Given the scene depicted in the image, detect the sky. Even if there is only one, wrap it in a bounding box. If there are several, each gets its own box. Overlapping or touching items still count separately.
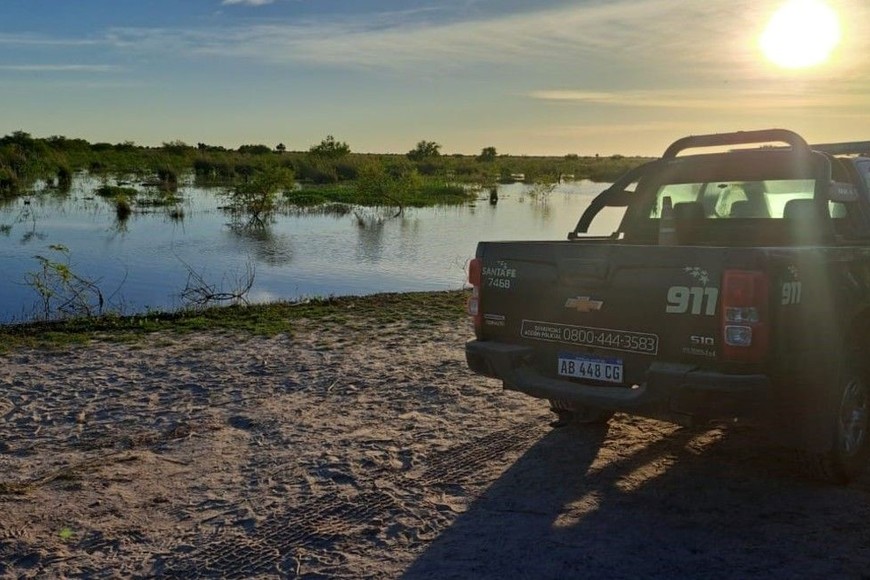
[1,0,868,156]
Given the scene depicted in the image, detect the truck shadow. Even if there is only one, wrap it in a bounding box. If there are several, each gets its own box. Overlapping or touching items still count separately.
[402,417,870,579]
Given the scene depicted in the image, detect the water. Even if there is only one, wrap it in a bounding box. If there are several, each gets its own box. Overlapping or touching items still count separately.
[0,179,620,323]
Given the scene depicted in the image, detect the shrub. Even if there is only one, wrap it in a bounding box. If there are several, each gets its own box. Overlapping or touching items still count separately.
[155,166,178,189]
[309,135,351,158]
[0,166,18,194]
[25,245,105,320]
[476,146,497,162]
[224,167,295,226]
[114,197,132,220]
[238,144,273,155]
[407,140,441,161]
[56,165,73,190]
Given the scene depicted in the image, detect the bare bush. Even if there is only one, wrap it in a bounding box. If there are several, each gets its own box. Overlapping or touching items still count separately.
[25,245,105,320]
[178,258,256,309]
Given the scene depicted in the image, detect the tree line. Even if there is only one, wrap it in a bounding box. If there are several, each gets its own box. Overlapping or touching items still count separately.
[0,130,648,196]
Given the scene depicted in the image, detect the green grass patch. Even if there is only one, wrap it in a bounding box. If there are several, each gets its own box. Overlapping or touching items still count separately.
[288,184,358,205]
[136,191,182,207]
[405,182,474,206]
[283,189,329,206]
[287,181,473,208]
[0,290,470,352]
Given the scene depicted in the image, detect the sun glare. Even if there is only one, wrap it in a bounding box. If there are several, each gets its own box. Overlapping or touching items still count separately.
[760,0,841,69]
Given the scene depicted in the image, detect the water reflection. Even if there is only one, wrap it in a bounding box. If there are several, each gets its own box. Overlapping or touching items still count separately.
[110,215,130,236]
[354,207,402,263]
[0,179,616,322]
[226,224,294,267]
[7,205,45,245]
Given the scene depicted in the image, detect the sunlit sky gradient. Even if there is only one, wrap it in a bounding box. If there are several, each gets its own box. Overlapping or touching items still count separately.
[2,0,868,155]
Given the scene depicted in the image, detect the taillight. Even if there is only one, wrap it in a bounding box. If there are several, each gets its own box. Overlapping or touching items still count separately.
[721,270,768,363]
[467,258,483,336]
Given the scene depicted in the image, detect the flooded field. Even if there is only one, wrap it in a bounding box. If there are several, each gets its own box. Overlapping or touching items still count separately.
[0,179,620,323]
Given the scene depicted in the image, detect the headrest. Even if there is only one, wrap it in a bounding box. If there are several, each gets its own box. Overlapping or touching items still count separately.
[783,198,826,221]
[729,200,752,218]
[673,201,704,221]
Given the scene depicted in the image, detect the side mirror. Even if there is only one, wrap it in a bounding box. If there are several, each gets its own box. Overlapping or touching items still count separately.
[827,181,859,203]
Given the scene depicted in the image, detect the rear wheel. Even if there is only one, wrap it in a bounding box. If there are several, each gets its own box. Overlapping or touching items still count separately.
[549,400,614,427]
[800,366,870,484]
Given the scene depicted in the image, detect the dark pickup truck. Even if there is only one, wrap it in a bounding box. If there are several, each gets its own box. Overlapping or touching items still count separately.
[465,129,870,483]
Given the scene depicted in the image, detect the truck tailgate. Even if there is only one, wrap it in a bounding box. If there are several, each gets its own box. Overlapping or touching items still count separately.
[476,241,737,387]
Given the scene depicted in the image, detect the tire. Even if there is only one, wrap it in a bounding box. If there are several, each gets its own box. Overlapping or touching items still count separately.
[549,399,614,426]
[800,365,870,484]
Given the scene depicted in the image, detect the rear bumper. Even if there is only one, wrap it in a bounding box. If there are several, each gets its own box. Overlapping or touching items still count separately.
[465,340,771,422]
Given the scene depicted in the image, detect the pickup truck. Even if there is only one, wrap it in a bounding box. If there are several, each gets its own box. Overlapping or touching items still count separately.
[465,129,870,483]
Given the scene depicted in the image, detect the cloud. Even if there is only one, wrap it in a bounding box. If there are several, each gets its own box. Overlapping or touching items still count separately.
[529,86,870,112]
[221,0,275,5]
[103,0,762,71]
[16,0,869,89]
[0,33,100,47]
[535,121,698,137]
[0,64,121,73]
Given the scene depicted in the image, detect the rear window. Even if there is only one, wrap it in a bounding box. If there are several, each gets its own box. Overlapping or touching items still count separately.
[649,179,845,219]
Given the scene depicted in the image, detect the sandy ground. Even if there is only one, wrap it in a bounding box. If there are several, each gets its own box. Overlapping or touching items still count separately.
[2,307,870,578]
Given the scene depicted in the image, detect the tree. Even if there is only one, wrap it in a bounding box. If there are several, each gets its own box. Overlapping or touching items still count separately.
[276,143,286,154]
[407,140,441,161]
[0,130,35,148]
[476,146,497,162]
[226,167,295,227]
[46,135,91,152]
[238,144,272,155]
[355,161,421,212]
[197,142,227,152]
[309,135,350,158]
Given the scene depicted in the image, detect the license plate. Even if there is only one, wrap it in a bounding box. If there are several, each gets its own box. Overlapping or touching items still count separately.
[558,353,623,384]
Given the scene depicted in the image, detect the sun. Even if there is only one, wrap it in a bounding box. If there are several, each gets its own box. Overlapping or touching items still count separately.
[760,0,841,69]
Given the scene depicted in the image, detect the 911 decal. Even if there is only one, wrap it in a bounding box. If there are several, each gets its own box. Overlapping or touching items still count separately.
[666,266,719,316]
[781,265,802,305]
[666,286,719,315]
[781,281,802,305]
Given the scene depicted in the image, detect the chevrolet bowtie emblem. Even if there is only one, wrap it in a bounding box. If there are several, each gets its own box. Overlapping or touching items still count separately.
[564,296,604,312]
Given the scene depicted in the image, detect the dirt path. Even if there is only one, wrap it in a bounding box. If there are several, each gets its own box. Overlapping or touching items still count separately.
[2,311,870,578]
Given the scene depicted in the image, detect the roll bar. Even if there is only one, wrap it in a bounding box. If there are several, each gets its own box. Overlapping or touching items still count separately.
[809,141,870,156]
[662,128,811,159]
[569,160,661,238]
